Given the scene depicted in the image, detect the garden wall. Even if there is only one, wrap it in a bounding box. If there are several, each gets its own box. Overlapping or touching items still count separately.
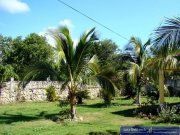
[0,78,100,104]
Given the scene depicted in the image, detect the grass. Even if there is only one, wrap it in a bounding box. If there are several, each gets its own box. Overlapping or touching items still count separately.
[0,97,180,135]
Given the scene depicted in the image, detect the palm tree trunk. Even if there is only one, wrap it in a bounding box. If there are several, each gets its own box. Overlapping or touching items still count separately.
[136,87,141,105]
[159,69,165,105]
[69,93,77,119]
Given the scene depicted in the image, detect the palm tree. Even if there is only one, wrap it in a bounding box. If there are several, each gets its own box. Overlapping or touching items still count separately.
[128,37,150,105]
[87,55,121,105]
[146,49,179,104]
[152,17,180,104]
[23,26,119,119]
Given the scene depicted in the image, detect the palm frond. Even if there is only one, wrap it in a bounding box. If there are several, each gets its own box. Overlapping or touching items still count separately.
[129,37,150,68]
[88,55,100,74]
[129,37,143,57]
[21,61,61,88]
[128,62,140,85]
[61,80,70,91]
[88,56,120,96]
[72,28,98,80]
[153,17,180,55]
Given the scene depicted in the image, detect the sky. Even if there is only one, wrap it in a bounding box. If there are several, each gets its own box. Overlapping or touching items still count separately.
[0,0,180,49]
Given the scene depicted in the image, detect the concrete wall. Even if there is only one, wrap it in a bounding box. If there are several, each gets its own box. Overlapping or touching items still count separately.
[0,79,100,104]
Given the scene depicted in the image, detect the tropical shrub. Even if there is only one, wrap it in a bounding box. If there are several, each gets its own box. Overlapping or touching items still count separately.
[51,108,71,123]
[121,83,136,99]
[59,99,69,107]
[76,90,90,104]
[101,89,113,106]
[157,104,180,123]
[134,104,158,120]
[45,85,58,102]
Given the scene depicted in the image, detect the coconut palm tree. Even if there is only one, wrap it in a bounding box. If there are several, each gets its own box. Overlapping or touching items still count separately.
[145,49,179,104]
[128,37,150,105]
[22,26,119,119]
[152,17,180,104]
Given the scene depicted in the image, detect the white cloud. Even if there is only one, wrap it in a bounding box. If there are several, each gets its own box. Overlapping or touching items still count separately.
[38,31,56,47]
[39,19,77,47]
[0,0,30,14]
[59,19,74,29]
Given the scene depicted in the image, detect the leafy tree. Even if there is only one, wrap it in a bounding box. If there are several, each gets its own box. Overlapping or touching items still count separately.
[22,27,120,119]
[0,35,12,62]
[0,64,18,96]
[88,39,122,68]
[2,33,53,79]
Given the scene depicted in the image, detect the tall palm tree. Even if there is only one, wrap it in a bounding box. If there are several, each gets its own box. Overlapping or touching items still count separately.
[23,26,119,119]
[128,37,150,105]
[152,17,180,104]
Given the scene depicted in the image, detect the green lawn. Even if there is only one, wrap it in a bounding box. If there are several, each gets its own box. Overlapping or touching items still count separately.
[0,97,180,135]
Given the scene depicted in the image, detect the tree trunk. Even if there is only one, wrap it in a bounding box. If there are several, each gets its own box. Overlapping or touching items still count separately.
[136,87,141,105]
[69,94,77,119]
[159,69,165,105]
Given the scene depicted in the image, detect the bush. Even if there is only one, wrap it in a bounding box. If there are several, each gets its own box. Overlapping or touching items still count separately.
[101,90,113,106]
[76,90,90,104]
[51,108,71,123]
[45,85,58,102]
[157,104,180,123]
[59,99,69,107]
[121,83,136,99]
[134,104,158,120]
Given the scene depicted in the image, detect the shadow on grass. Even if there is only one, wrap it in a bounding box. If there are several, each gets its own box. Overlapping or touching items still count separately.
[89,130,119,135]
[79,102,132,108]
[111,108,135,117]
[0,111,60,124]
[0,114,39,124]
[79,103,107,108]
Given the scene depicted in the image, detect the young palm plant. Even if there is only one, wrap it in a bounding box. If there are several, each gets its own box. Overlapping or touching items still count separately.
[128,37,150,105]
[22,26,120,119]
[87,55,121,105]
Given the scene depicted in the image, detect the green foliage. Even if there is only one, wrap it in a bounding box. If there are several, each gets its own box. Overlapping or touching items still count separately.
[45,85,58,102]
[59,100,69,108]
[134,104,158,120]
[101,89,113,106]
[76,90,90,104]
[125,37,151,105]
[153,17,180,56]
[157,104,180,123]
[2,33,53,79]
[88,39,122,69]
[121,73,136,98]
[0,64,18,84]
[144,82,159,105]
[51,108,71,123]
[58,108,71,120]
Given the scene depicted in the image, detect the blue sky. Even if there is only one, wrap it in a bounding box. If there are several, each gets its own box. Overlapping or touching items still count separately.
[0,0,180,49]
